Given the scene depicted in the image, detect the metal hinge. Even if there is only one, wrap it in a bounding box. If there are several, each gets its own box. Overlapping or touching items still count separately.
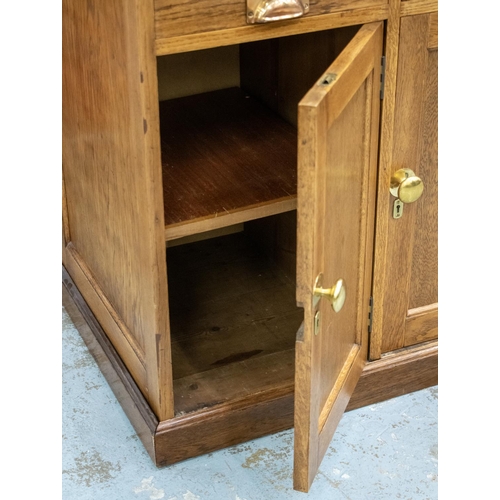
[368,296,373,333]
[380,55,386,100]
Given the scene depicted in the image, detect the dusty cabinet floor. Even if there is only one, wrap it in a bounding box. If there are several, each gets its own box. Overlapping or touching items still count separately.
[62,306,438,500]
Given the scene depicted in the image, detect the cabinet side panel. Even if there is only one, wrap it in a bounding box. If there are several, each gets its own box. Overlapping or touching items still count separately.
[62,0,173,419]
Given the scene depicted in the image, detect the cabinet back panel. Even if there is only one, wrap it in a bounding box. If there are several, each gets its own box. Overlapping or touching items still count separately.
[245,212,298,281]
[240,26,360,126]
[157,45,240,101]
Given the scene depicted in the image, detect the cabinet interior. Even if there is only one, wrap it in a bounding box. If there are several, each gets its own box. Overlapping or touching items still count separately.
[158,25,360,241]
[159,25,361,416]
[167,213,300,415]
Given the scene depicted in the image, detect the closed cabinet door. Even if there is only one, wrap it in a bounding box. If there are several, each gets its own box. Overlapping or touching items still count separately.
[294,22,383,492]
[371,12,438,358]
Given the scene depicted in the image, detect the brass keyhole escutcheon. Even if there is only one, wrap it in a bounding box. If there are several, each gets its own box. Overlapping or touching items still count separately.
[314,275,346,313]
[314,311,321,336]
[390,168,424,204]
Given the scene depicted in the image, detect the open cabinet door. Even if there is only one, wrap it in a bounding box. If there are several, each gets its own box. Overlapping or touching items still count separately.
[294,22,383,492]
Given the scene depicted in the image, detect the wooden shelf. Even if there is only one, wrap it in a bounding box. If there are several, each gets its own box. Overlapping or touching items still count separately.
[160,87,298,240]
[166,232,302,415]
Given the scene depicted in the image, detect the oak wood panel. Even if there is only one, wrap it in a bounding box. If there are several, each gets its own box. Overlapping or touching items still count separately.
[156,386,295,465]
[62,0,173,418]
[294,22,382,492]
[155,0,386,40]
[155,6,389,55]
[66,244,145,366]
[400,0,437,17]
[379,14,428,351]
[157,340,437,465]
[408,44,437,310]
[404,304,438,347]
[373,13,438,355]
[160,341,437,464]
[174,350,295,414]
[348,341,437,409]
[369,0,402,359]
[318,87,368,406]
[428,11,438,48]
[63,273,437,468]
[160,88,298,239]
[64,247,147,390]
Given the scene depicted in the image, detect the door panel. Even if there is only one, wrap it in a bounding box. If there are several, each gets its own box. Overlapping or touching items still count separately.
[294,22,383,492]
[408,40,438,312]
[371,12,438,356]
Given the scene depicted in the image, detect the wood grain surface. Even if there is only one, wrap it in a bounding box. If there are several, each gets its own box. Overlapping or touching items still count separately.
[160,88,298,239]
[155,0,387,41]
[155,5,389,55]
[400,0,437,16]
[62,0,173,419]
[64,245,147,390]
[62,0,439,484]
[294,22,382,492]
[369,0,402,359]
[404,304,438,346]
[372,12,438,356]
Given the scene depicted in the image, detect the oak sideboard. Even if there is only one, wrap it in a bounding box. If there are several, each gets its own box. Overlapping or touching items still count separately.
[62,0,437,491]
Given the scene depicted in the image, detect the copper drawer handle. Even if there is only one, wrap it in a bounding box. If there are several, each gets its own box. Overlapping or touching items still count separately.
[246,0,310,24]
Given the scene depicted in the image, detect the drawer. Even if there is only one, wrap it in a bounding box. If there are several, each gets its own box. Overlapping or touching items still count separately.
[154,0,388,53]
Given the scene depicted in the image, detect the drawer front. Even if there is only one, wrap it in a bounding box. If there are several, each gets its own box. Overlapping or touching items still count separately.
[400,0,438,16]
[155,0,388,42]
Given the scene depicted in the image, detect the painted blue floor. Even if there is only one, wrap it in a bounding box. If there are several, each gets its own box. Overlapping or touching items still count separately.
[62,305,438,499]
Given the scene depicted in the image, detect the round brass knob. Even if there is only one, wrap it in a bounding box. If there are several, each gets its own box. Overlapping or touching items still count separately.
[314,278,346,313]
[390,168,424,204]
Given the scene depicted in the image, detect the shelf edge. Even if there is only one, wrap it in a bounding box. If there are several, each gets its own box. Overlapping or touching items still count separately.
[165,196,297,241]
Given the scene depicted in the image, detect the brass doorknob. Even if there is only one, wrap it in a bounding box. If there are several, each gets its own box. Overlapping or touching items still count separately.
[314,278,346,313]
[390,168,424,204]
